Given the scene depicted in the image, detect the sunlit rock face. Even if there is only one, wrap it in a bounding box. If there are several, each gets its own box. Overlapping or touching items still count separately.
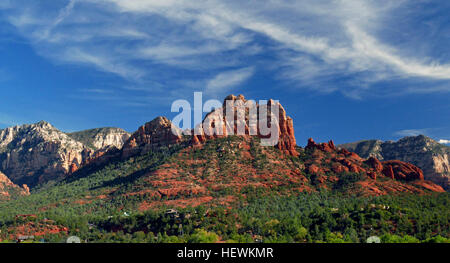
[68,127,130,151]
[339,135,450,191]
[0,122,130,188]
[192,94,299,157]
[0,171,29,200]
[122,116,184,159]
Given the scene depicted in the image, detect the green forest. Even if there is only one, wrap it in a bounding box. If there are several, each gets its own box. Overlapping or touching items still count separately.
[1,191,449,243]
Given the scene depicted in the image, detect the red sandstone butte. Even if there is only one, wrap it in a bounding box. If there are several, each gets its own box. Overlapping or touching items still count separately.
[192,94,298,156]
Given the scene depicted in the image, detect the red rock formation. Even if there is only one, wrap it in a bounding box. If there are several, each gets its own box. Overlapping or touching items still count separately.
[332,163,349,174]
[349,163,362,173]
[307,164,321,175]
[306,138,317,149]
[382,160,424,181]
[122,116,183,158]
[338,148,351,155]
[413,181,445,192]
[308,139,428,185]
[365,157,383,173]
[274,102,298,156]
[192,95,299,156]
[73,118,184,170]
[328,140,336,150]
[382,165,395,179]
[367,172,377,180]
[0,171,29,198]
[306,138,335,153]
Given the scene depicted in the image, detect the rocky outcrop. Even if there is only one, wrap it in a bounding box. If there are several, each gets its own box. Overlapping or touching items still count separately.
[306,138,336,153]
[192,94,299,156]
[381,160,424,181]
[122,117,184,159]
[65,117,185,168]
[0,171,29,200]
[67,128,130,169]
[364,157,383,173]
[0,121,88,187]
[307,138,429,183]
[68,127,130,150]
[274,100,298,156]
[0,121,129,188]
[339,135,450,190]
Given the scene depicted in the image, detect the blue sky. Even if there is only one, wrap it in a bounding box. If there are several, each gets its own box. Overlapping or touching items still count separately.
[0,0,449,146]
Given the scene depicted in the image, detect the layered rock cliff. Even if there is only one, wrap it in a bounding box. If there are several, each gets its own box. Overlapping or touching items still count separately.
[192,94,298,156]
[0,122,131,188]
[0,121,88,187]
[339,135,450,190]
[67,127,130,151]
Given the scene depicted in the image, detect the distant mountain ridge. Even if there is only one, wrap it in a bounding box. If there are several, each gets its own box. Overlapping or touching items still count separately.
[339,135,450,190]
[0,121,130,189]
[68,127,130,150]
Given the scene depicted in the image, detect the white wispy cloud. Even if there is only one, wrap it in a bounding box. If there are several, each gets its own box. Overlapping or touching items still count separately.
[60,47,145,80]
[206,67,254,94]
[38,0,77,41]
[439,139,450,144]
[346,24,450,79]
[394,129,429,137]
[2,0,450,98]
